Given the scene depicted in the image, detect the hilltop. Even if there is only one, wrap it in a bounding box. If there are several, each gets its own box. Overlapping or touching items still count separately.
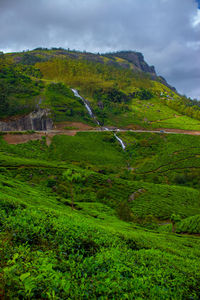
[1,48,200,131]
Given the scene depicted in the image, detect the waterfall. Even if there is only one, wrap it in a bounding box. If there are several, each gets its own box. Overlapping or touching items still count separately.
[71,89,100,125]
[114,133,126,150]
[72,89,126,150]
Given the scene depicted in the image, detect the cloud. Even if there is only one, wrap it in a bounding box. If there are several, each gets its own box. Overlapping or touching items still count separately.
[0,0,200,99]
[193,9,200,26]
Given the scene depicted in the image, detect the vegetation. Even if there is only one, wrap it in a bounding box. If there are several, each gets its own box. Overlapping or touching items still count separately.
[0,144,200,298]
[1,48,200,130]
[1,48,200,298]
[43,82,92,123]
[0,63,43,118]
[118,131,200,188]
[176,215,200,234]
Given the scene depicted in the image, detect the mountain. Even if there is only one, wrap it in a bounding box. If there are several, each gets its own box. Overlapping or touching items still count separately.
[1,48,200,132]
[1,48,200,299]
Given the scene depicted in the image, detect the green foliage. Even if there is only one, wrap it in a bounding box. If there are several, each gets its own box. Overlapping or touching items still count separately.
[48,132,126,168]
[1,132,200,221]
[1,48,200,298]
[0,131,200,298]
[170,213,181,223]
[176,214,200,234]
[63,169,83,208]
[19,53,46,65]
[63,169,83,183]
[121,132,200,189]
[1,176,200,299]
[163,96,200,121]
[0,64,43,118]
[92,87,131,124]
[17,65,42,78]
[1,49,200,130]
[94,87,130,104]
[170,213,181,232]
[137,88,153,100]
[44,82,92,123]
[116,201,133,221]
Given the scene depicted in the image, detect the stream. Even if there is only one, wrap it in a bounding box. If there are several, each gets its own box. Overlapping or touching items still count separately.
[114,133,126,150]
[71,88,126,150]
[71,89,100,125]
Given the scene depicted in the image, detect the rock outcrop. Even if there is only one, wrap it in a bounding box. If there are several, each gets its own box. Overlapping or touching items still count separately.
[106,51,177,92]
[105,51,156,75]
[0,109,53,131]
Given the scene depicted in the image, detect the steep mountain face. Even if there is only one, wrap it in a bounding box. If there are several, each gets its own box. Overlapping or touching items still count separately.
[0,109,53,131]
[105,51,156,74]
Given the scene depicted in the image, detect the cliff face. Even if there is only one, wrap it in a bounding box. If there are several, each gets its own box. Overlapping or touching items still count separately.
[113,51,156,74]
[0,109,53,131]
[104,51,156,75]
[106,51,176,91]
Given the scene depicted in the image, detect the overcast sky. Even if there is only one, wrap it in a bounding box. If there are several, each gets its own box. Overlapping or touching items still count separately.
[0,0,200,99]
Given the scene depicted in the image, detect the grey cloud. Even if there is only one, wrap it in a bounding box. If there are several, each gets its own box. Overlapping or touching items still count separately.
[0,0,200,99]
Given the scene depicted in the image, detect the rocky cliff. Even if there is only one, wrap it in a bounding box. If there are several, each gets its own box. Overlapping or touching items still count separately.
[112,51,156,74]
[104,51,156,74]
[0,109,53,131]
[106,51,176,91]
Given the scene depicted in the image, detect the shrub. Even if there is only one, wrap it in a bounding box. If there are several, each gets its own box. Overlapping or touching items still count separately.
[116,201,133,222]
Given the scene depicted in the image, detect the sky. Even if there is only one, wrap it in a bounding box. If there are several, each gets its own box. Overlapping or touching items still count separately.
[0,0,200,99]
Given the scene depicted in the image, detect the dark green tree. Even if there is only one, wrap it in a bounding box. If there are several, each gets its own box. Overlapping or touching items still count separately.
[63,169,83,209]
[170,213,181,233]
[0,82,9,116]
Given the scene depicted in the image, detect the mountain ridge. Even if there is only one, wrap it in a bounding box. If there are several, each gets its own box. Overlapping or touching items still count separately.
[7,48,174,90]
[1,48,200,131]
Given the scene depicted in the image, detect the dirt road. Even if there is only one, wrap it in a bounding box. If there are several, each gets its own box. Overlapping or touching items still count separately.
[3,128,200,145]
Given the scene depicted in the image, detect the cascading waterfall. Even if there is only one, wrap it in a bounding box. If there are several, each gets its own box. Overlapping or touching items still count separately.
[71,89,100,125]
[114,133,126,150]
[71,88,126,150]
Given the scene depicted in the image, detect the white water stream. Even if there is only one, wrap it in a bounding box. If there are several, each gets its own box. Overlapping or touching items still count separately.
[71,88,126,149]
[114,133,126,150]
[71,89,100,125]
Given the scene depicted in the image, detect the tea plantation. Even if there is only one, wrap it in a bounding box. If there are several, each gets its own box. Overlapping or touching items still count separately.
[0,131,200,299]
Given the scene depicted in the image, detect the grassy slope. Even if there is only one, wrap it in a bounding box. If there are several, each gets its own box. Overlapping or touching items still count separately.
[1,49,200,298]
[0,132,200,298]
[117,131,200,188]
[0,133,200,221]
[176,215,200,234]
[2,49,200,130]
[129,98,200,130]
[1,169,200,299]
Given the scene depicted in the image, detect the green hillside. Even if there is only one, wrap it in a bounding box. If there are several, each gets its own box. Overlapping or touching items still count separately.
[176,215,200,234]
[1,48,200,298]
[1,48,200,129]
[1,133,200,298]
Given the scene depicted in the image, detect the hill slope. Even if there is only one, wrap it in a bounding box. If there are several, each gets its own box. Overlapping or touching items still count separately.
[0,133,200,298]
[1,48,200,130]
[1,48,200,298]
